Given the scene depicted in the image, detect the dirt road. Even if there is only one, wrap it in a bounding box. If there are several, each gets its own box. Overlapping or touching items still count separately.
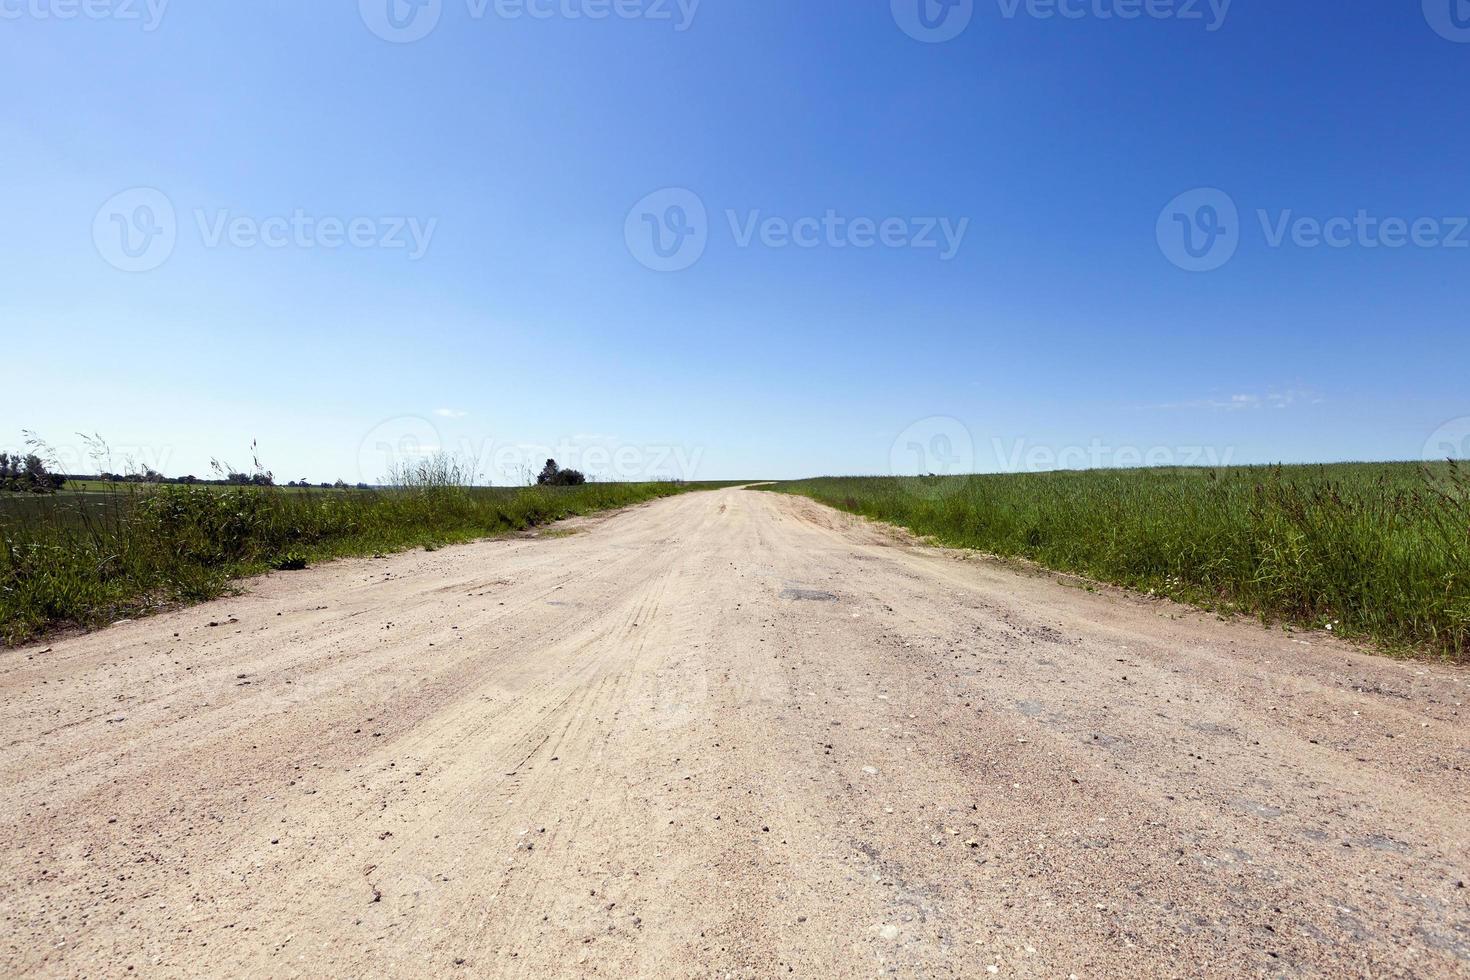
[3,488,1467,977]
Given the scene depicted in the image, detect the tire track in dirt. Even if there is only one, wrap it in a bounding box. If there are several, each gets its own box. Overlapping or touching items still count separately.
[2,488,1466,977]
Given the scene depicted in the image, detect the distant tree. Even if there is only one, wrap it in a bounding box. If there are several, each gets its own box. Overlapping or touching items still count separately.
[536,458,587,487]
[0,452,65,493]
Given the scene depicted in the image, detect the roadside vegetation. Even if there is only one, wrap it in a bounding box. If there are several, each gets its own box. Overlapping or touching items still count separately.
[1,452,724,646]
[765,462,1470,660]
[536,458,587,486]
[0,452,66,494]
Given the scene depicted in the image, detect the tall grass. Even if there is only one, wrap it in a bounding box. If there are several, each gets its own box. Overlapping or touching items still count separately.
[1,461,720,645]
[765,462,1470,659]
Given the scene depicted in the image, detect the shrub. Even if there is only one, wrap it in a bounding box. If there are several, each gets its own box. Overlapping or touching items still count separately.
[0,453,65,494]
[273,551,309,572]
[536,459,587,487]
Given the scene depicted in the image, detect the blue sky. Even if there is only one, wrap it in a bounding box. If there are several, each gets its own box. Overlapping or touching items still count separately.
[3,0,1468,482]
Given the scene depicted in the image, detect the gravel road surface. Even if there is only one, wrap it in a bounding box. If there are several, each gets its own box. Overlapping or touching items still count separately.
[3,488,1467,977]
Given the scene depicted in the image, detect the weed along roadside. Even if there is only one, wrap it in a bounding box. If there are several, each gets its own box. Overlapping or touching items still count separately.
[0,471,737,646]
[763,463,1470,660]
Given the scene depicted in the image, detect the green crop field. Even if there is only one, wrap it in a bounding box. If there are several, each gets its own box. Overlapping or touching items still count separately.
[0,475,736,645]
[763,462,1469,660]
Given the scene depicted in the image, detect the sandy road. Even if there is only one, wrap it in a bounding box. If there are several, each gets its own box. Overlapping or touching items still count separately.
[2,488,1468,978]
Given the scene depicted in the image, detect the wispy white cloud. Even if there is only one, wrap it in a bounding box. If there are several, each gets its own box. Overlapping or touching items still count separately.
[1156,388,1323,412]
[433,408,469,419]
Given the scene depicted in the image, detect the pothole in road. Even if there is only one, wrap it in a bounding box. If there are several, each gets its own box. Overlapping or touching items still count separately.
[781,588,839,602]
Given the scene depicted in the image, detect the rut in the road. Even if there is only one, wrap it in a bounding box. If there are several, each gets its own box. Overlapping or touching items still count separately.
[2,489,1466,978]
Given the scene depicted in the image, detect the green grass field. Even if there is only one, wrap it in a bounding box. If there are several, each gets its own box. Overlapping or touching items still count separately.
[0,478,732,645]
[764,462,1469,660]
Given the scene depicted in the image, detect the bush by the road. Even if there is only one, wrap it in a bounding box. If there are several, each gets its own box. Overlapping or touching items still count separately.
[767,462,1470,660]
[536,459,587,487]
[0,453,65,494]
[0,477,711,645]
